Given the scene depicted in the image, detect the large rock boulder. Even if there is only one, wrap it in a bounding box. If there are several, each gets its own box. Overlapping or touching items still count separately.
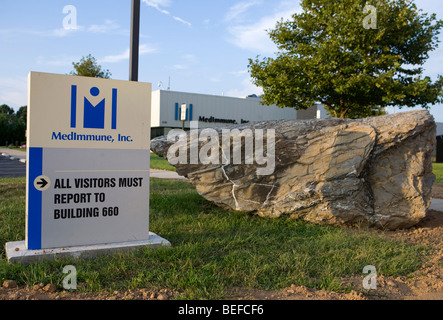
[151,110,436,230]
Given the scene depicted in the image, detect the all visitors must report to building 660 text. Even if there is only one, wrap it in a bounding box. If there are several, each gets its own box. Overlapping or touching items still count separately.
[52,177,144,220]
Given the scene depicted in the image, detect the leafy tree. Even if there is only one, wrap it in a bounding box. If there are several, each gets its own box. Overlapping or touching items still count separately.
[70,54,111,79]
[0,104,26,146]
[16,105,27,124]
[0,113,10,145]
[0,104,14,115]
[248,0,443,118]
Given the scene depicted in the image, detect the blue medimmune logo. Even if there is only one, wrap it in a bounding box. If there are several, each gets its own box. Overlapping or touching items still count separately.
[70,85,118,130]
[174,102,193,121]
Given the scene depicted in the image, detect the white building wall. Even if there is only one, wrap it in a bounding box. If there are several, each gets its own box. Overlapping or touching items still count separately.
[152,90,310,129]
[151,90,161,127]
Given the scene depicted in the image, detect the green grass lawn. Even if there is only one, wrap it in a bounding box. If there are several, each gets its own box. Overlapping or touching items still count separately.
[0,146,26,151]
[0,177,429,299]
[150,153,176,171]
[433,162,443,184]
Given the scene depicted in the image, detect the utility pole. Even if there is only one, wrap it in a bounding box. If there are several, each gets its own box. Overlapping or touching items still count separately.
[129,0,140,82]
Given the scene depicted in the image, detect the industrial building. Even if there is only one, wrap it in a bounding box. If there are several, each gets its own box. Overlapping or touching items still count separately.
[150,90,319,138]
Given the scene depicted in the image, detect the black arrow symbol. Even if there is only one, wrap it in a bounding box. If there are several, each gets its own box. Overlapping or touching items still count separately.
[36,178,48,189]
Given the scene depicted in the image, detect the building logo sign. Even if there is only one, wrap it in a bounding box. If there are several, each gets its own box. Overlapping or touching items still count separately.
[173,102,250,125]
[70,85,118,130]
[25,72,152,250]
[174,103,193,121]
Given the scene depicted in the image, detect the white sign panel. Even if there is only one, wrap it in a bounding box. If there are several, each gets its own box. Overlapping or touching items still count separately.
[180,104,187,121]
[26,72,152,250]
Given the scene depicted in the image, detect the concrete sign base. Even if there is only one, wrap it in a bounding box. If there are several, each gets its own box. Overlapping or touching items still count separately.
[5,232,170,265]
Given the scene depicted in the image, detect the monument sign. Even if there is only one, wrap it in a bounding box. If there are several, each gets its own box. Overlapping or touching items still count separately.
[6,72,169,263]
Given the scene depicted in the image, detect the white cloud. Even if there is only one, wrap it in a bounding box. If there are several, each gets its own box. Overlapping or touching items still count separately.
[57,20,123,36]
[140,44,157,55]
[143,0,172,8]
[226,2,301,55]
[225,0,261,22]
[230,69,249,76]
[225,77,263,98]
[227,19,276,54]
[142,0,192,27]
[50,27,81,37]
[0,19,124,39]
[100,44,157,63]
[36,55,77,67]
[101,50,130,64]
[173,16,192,27]
[0,27,81,39]
[87,20,120,34]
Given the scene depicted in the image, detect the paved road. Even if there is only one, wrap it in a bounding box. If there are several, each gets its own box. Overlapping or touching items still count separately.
[150,169,186,180]
[429,198,443,211]
[0,148,26,160]
[0,148,186,180]
[0,154,26,177]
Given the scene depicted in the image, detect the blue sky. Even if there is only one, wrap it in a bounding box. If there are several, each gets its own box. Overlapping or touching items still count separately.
[1,0,443,121]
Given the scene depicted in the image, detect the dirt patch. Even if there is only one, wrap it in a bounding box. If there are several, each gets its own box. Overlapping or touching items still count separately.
[233,208,443,301]
[2,186,443,301]
[0,283,179,301]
